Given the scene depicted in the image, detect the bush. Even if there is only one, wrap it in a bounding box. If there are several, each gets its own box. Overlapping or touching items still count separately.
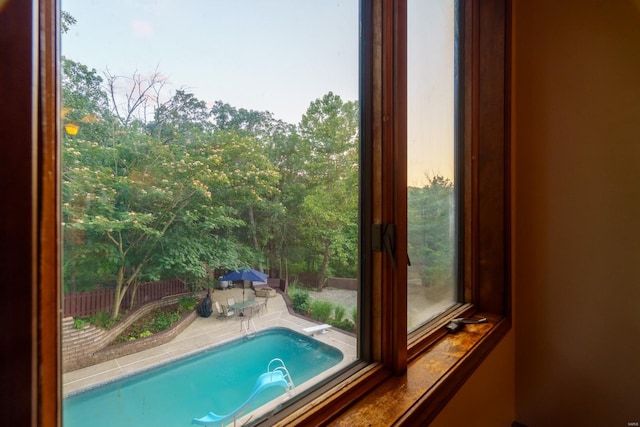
[309,300,333,323]
[73,318,86,330]
[288,285,310,314]
[112,301,192,343]
[332,318,355,332]
[333,304,347,323]
[287,284,358,333]
[87,311,120,329]
[150,311,179,331]
[178,295,197,311]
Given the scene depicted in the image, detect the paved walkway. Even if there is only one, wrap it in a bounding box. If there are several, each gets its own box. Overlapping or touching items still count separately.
[63,286,358,397]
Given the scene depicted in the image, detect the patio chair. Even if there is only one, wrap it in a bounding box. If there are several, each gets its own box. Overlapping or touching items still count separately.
[215,300,235,318]
[221,304,236,318]
[245,295,258,316]
[226,297,236,307]
[258,297,268,315]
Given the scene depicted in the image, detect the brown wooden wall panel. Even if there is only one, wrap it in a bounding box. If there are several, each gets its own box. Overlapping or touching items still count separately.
[0,1,38,425]
[475,0,509,315]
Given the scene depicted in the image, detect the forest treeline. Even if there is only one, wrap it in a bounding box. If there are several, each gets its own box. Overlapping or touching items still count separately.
[62,56,453,319]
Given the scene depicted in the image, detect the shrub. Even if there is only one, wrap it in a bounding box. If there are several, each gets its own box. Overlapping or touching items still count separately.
[73,318,86,330]
[88,311,119,329]
[332,318,355,332]
[112,302,191,344]
[178,295,197,311]
[333,304,347,323]
[288,285,310,314]
[287,285,358,333]
[150,311,180,331]
[309,300,334,323]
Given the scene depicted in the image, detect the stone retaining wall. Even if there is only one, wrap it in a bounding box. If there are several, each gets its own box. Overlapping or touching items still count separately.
[62,292,203,372]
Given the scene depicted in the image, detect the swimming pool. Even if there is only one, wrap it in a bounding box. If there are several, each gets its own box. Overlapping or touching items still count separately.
[63,327,343,427]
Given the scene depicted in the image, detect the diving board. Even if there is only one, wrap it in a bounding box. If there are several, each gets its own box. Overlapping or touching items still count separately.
[302,324,331,335]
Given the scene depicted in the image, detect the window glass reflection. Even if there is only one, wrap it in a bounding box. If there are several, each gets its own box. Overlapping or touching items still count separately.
[407,0,458,331]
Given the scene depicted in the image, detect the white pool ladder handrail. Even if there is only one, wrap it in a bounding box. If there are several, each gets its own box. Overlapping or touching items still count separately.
[267,358,296,395]
[241,318,257,337]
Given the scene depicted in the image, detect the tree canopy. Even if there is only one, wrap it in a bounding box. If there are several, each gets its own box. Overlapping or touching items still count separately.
[62,54,453,318]
[61,53,363,317]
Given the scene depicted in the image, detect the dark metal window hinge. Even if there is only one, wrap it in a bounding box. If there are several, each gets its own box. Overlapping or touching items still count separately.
[372,223,396,268]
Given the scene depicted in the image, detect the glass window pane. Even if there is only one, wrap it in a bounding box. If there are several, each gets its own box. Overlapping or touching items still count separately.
[60,1,359,425]
[407,0,458,331]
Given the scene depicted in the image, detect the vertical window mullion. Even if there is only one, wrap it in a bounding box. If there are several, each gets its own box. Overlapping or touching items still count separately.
[379,0,408,375]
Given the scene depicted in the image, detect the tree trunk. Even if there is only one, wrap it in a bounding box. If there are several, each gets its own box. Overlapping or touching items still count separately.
[248,205,263,271]
[318,239,331,291]
[111,259,146,319]
[112,265,127,319]
[129,279,139,310]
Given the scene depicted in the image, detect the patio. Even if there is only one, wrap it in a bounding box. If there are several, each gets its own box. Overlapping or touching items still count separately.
[62,286,358,397]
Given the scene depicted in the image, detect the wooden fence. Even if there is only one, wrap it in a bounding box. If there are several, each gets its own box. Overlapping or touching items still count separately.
[292,273,357,291]
[327,277,358,290]
[266,278,288,292]
[63,278,187,318]
[294,273,322,288]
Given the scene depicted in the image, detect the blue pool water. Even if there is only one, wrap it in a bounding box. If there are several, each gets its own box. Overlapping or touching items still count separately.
[63,327,343,427]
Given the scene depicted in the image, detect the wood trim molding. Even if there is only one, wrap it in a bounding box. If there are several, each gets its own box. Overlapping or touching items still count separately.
[474,0,510,315]
[38,0,61,426]
[329,315,510,425]
[270,363,390,426]
[398,317,510,426]
[380,0,408,376]
[21,0,511,426]
[1,1,39,426]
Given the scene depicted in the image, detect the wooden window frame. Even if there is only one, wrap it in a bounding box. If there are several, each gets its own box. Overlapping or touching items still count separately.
[267,0,512,424]
[0,0,509,425]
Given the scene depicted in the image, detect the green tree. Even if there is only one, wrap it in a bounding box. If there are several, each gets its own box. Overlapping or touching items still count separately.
[61,55,361,321]
[265,128,308,278]
[210,101,293,275]
[408,175,455,286]
[61,11,77,35]
[61,57,114,143]
[213,131,282,271]
[61,59,253,318]
[63,132,245,318]
[298,92,359,185]
[149,89,212,144]
[210,101,287,141]
[299,177,357,288]
[61,56,117,292]
[296,92,359,286]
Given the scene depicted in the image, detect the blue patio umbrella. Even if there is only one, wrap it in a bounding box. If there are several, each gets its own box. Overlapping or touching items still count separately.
[219,268,268,283]
[219,268,269,306]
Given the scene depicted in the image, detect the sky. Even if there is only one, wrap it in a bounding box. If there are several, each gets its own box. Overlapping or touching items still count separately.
[407,0,456,185]
[62,0,359,125]
[62,0,455,185]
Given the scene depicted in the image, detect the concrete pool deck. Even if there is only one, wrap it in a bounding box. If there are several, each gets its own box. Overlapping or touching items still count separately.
[62,287,358,397]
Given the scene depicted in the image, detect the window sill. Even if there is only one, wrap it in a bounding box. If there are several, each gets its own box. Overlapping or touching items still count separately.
[272,312,510,426]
